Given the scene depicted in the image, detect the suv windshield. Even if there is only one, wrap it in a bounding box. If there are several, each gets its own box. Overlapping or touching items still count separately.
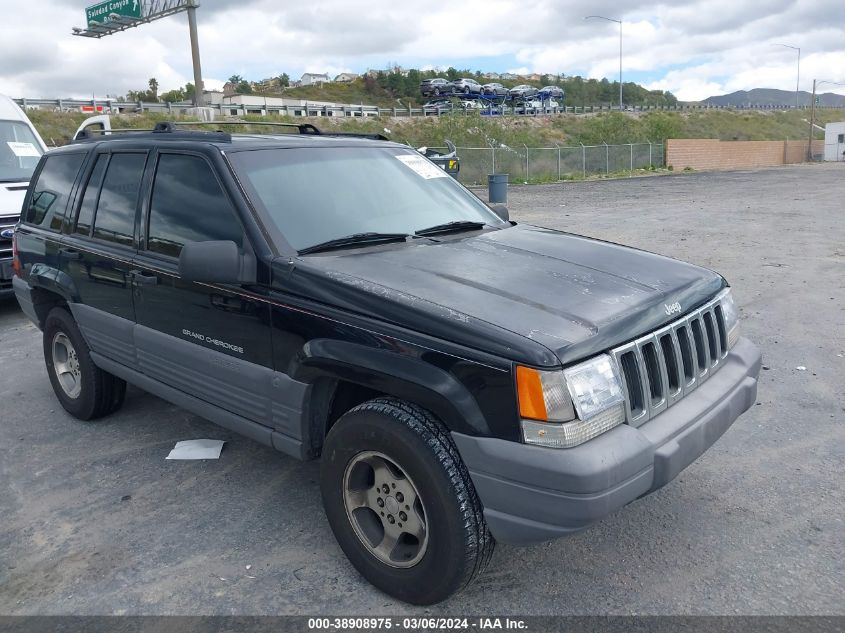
[230,146,504,252]
[0,120,43,183]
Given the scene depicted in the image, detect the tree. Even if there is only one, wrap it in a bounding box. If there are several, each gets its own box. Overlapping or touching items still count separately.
[278,73,290,88]
[228,74,243,84]
[127,77,161,102]
[160,88,185,103]
[235,80,252,94]
[184,82,195,101]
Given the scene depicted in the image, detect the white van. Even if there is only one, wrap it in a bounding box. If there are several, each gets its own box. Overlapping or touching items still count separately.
[1,95,48,298]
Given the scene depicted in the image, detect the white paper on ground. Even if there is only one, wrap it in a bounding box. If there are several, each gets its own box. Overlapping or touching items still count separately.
[166,439,225,460]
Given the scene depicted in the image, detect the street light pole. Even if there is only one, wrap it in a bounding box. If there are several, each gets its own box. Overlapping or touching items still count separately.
[585,15,623,110]
[778,44,801,108]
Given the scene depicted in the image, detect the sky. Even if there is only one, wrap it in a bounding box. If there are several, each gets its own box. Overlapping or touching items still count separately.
[0,0,843,102]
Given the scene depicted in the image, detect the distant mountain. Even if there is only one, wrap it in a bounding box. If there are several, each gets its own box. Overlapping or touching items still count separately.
[702,88,845,107]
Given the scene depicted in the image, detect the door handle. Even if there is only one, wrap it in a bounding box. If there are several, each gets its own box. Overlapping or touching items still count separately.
[130,270,159,286]
[59,248,81,260]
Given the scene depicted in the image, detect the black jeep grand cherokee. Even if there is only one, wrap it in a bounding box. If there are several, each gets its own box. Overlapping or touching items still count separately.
[13,122,761,605]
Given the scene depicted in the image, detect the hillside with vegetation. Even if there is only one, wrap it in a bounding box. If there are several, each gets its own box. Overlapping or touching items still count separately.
[127,68,678,109]
[28,108,842,150]
[256,70,677,109]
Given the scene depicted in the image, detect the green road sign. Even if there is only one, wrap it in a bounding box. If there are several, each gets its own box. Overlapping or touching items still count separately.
[815,96,820,105]
[86,0,142,26]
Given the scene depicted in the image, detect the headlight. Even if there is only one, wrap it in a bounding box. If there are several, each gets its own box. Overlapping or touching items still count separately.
[517,354,625,449]
[719,289,740,349]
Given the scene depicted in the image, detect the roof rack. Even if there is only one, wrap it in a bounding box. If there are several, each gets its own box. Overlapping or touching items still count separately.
[71,120,390,144]
[175,121,390,141]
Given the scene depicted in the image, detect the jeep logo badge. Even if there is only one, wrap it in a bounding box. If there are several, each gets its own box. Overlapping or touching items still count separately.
[664,301,682,316]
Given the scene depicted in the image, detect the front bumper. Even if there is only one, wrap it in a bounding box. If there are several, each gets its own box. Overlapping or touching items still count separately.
[0,258,15,298]
[452,337,761,545]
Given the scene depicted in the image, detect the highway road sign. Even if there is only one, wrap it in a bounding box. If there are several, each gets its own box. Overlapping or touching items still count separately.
[86,0,142,26]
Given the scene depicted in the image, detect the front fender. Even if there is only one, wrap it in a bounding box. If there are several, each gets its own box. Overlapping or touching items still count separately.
[292,338,491,436]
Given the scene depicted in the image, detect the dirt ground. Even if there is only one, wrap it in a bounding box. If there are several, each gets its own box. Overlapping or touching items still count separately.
[0,163,842,615]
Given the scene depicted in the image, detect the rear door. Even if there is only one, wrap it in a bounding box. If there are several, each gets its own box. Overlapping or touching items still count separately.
[62,149,147,369]
[131,149,277,430]
[15,151,87,293]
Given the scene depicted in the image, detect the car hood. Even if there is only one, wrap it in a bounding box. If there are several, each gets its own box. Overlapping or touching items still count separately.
[0,181,28,219]
[289,224,724,366]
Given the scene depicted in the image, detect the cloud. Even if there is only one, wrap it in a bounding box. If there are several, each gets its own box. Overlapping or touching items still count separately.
[1,0,843,100]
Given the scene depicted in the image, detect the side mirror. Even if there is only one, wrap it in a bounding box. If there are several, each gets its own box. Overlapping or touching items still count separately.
[488,203,509,222]
[179,241,256,284]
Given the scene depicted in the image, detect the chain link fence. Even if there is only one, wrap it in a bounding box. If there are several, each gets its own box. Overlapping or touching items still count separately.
[453,142,665,185]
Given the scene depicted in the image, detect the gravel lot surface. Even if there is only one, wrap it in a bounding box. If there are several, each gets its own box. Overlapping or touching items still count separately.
[1,164,842,616]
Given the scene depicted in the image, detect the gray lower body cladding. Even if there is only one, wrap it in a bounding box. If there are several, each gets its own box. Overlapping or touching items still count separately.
[452,337,762,545]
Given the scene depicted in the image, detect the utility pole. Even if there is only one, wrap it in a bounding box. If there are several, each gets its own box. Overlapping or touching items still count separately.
[808,79,845,160]
[808,79,816,161]
[186,0,204,106]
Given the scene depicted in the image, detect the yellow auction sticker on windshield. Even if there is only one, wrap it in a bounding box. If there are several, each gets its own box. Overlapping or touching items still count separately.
[7,142,41,158]
[396,154,450,179]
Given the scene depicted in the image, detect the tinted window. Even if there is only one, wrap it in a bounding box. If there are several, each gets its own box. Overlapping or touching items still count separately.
[147,154,242,257]
[24,153,85,230]
[92,153,146,246]
[74,154,108,236]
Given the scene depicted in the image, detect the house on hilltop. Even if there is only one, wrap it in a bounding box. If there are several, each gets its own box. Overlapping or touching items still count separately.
[300,73,330,86]
[334,73,359,83]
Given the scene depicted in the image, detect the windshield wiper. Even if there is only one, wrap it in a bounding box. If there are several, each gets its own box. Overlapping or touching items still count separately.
[298,232,410,255]
[414,220,488,237]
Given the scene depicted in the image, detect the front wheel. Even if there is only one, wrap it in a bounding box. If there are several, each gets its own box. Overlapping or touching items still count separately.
[320,398,494,604]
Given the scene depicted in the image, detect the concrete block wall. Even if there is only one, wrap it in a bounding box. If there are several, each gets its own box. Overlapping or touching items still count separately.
[667,139,825,170]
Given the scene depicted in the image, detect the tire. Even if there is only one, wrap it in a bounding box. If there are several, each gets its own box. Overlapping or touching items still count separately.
[43,306,126,420]
[464,86,470,95]
[434,88,440,96]
[320,397,494,604]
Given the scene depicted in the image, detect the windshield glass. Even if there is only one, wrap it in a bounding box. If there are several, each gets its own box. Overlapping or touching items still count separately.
[229,146,504,251]
[0,120,44,182]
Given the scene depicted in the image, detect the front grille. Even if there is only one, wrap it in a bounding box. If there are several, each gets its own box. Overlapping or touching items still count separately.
[610,290,730,427]
[0,221,14,259]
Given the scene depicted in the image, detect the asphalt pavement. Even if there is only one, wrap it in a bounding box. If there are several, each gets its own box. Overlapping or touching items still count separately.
[0,163,842,615]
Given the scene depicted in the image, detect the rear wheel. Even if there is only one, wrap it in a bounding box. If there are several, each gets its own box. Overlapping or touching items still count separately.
[434,88,440,96]
[43,307,126,420]
[320,397,494,604]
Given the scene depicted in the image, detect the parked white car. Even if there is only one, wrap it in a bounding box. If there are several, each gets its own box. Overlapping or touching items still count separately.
[0,95,49,297]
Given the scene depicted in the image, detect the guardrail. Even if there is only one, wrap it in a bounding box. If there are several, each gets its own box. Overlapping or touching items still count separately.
[14,97,844,119]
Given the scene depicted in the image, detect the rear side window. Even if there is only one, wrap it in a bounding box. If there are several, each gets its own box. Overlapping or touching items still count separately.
[146,153,242,257]
[92,153,146,246]
[74,154,108,236]
[24,153,85,231]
